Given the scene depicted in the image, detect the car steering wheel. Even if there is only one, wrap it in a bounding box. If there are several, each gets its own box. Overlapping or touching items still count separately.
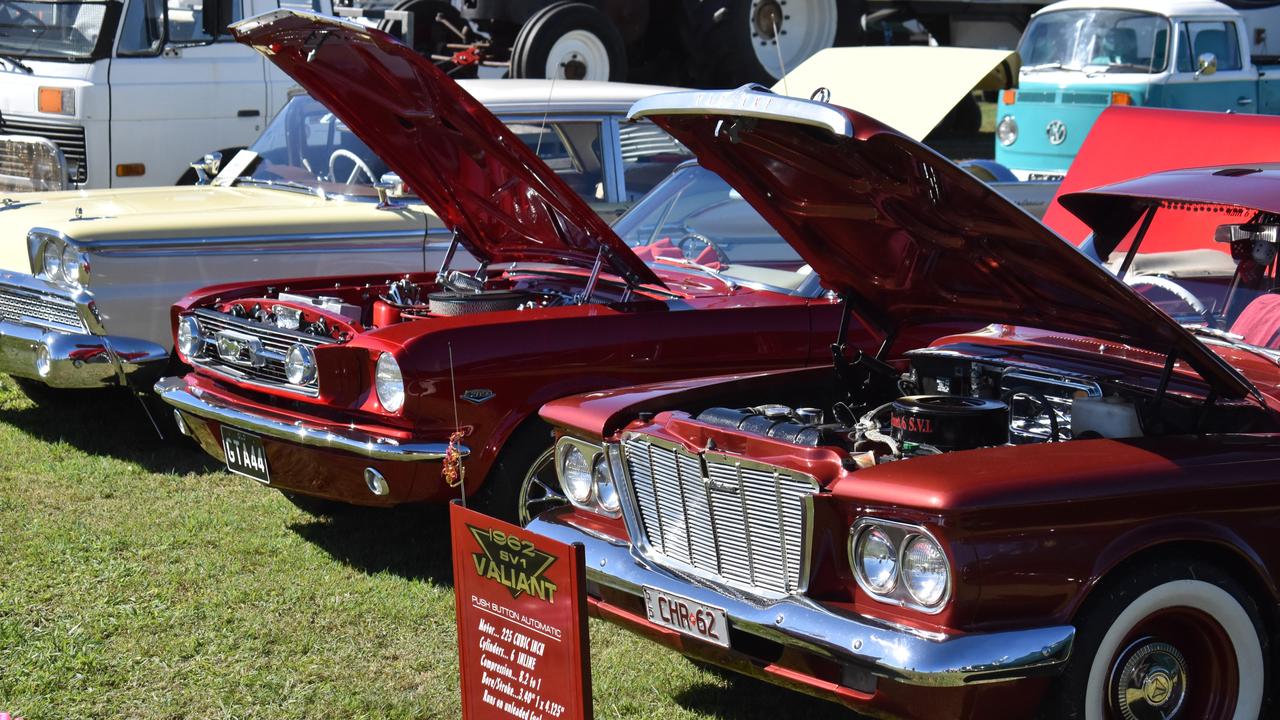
[327,149,375,186]
[677,233,728,265]
[1124,274,1209,321]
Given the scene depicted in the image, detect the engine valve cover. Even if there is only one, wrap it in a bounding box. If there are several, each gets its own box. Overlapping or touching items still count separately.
[890,395,1008,451]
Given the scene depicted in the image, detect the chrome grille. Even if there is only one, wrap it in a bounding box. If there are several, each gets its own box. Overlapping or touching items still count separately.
[0,117,86,183]
[189,309,333,392]
[0,285,84,331]
[622,435,816,595]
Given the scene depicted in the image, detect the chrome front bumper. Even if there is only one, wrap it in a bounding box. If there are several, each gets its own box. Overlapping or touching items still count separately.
[528,513,1075,688]
[0,271,168,389]
[155,376,469,462]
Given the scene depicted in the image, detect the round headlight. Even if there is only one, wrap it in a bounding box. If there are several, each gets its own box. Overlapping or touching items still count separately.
[997,115,1018,146]
[902,535,949,607]
[560,446,593,504]
[284,343,316,386]
[41,240,62,281]
[60,244,82,285]
[374,352,404,412]
[593,455,619,513]
[176,315,203,358]
[854,527,898,595]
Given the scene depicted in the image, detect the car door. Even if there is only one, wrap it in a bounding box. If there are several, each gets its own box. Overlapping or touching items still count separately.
[109,0,269,186]
[1162,20,1258,113]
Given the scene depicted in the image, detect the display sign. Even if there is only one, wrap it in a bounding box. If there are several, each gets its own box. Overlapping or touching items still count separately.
[451,501,592,720]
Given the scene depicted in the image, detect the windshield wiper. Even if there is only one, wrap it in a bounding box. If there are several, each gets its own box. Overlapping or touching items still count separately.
[0,53,32,73]
[233,177,326,198]
[1023,62,1077,73]
[651,255,737,290]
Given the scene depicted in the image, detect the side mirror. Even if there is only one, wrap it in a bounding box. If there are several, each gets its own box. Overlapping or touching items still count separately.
[190,151,222,185]
[200,0,232,39]
[1196,52,1218,77]
[374,172,408,208]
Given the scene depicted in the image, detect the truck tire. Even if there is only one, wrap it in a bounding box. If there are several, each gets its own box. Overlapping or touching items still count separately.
[510,2,628,81]
[680,0,865,88]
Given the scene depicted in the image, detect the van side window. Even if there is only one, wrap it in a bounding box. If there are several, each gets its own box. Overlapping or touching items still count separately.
[117,0,164,55]
[167,0,244,43]
[1177,24,1193,72]
[1186,21,1243,71]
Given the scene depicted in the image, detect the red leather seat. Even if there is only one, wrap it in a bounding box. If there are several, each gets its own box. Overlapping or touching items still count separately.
[1230,294,1280,348]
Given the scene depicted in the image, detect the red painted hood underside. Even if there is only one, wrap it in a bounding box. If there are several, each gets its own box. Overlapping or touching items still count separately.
[230,10,661,288]
[628,87,1256,400]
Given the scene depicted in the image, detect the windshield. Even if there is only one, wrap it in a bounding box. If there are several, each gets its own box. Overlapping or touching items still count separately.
[217,95,394,201]
[1020,9,1170,73]
[613,163,816,296]
[1101,202,1280,356]
[0,0,115,59]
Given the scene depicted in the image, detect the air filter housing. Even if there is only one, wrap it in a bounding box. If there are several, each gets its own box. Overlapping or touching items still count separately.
[890,395,1008,451]
[427,290,526,316]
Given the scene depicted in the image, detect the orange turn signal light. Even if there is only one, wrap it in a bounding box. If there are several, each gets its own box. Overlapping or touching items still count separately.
[1001,89,1017,106]
[38,87,73,115]
[1110,91,1133,106]
[115,163,146,177]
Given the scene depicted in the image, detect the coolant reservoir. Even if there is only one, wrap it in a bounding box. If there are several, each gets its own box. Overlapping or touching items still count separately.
[1070,396,1143,439]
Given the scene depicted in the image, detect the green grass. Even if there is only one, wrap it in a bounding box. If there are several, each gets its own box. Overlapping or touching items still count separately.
[0,376,856,719]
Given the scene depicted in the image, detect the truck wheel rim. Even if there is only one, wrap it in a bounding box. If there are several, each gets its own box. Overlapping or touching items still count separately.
[544,29,610,81]
[749,0,837,80]
[517,447,564,525]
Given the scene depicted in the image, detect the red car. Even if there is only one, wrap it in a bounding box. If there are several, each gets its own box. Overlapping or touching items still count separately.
[528,88,1280,718]
[152,11,956,521]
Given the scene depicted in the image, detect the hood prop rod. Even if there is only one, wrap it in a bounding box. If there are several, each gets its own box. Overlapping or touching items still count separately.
[577,246,606,305]
[831,293,898,401]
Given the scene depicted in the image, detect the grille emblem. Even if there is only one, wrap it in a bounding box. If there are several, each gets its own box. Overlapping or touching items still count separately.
[215,330,264,367]
[1046,120,1067,145]
[700,452,740,494]
[461,388,495,404]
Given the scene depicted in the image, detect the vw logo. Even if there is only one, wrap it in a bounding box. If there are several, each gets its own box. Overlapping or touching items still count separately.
[1046,120,1067,145]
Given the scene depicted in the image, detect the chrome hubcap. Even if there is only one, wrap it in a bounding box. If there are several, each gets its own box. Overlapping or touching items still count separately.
[1110,638,1188,720]
[517,447,565,526]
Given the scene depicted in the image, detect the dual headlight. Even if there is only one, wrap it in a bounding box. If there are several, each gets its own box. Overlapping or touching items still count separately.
[555,438,621,517]
[178,314,321,390]
[849,519,951,613]
[34,232,86,287]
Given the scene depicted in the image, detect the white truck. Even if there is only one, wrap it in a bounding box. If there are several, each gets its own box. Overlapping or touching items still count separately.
[0,0,327,191]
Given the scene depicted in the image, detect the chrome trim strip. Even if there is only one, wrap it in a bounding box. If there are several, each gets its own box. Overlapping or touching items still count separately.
[76,228,430,254]
[529,512,1074,687]
[154,376,468,462]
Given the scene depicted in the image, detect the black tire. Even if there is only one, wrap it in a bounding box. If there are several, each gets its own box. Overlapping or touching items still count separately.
[510,2,628,81]
[679,0,864,88]
[281,491,362,519]
[1041,559,1268,719]
[470,419,560,525]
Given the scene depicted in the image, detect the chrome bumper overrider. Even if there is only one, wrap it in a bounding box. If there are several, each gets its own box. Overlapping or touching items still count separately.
[154,376,470,462]
[0,271,168,389]
[527,513,1075,688]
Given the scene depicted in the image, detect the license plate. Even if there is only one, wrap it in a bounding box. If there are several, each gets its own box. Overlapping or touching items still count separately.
[222,426,270,484]
[643,586,729,648]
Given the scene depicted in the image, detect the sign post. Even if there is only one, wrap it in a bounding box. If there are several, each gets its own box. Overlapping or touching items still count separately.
[451,501,592,720]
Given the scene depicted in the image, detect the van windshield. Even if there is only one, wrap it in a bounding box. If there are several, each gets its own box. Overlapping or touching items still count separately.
[0,0,116,60]
[1020,9,1170,73]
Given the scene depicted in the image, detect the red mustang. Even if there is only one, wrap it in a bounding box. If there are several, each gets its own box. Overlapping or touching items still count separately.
[152,11,959,521]
[529,89,1280,718]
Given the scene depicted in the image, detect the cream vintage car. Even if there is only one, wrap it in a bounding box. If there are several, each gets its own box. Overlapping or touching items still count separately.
[0,80,689,399]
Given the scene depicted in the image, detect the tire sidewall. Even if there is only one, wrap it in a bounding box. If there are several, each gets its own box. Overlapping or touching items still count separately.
[512,2,627,81]
[1049,561,1268,720]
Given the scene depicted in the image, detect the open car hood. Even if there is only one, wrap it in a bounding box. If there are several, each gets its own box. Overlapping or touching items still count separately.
[230,10,661,287]
[772,46,1018,142]
[629,86,1257,400]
